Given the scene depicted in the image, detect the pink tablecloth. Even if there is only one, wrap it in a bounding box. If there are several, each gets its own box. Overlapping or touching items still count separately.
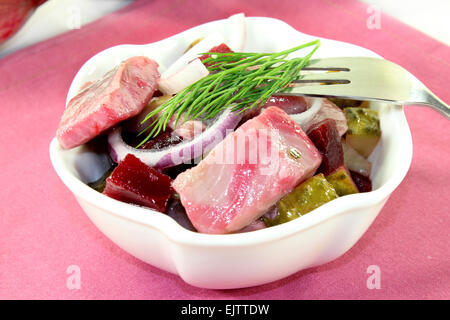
[0,0,448,300]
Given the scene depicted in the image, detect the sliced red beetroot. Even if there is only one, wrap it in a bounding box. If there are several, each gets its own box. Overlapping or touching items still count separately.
[239,95,309,125]
[349,170,373,193]
[325,166,358,196]
[303,98,348,136]
[307,119,344,176]
[103,154,174,212]
[207,43,234,54]
[262,95,308,115]
[152,90,164,97]
[199,43,234,68]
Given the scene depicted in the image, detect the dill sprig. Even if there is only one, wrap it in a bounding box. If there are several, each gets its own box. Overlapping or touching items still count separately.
[137,39,320,146]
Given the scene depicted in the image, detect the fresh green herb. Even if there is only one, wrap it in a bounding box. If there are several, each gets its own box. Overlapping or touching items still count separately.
[137,39,321,147]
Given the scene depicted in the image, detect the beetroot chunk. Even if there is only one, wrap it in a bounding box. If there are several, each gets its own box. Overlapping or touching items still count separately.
[262,95,308,115]
[307,119,344,176]
[207,43,233,54]
[103,154,173,212]
[199,43,234,68]
[239,95,309,125]
[349,170,373,192]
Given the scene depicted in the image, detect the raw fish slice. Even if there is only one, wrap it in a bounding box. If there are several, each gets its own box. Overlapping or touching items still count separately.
[57,56,160,149]
[173,107,322,234]
[242,96,346,137]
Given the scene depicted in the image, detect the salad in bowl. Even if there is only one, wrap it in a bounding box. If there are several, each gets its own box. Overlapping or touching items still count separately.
[50,14,412,289]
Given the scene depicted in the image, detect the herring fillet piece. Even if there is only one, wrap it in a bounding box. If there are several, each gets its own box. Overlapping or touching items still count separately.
[57,56,160,149]
[173,107,322,234]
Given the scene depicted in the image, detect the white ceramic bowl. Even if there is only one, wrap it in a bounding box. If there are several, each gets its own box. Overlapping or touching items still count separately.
[49,17,413,289]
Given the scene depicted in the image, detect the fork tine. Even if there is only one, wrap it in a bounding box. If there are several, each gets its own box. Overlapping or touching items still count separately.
[283,57,450,119]
[286,83,359,99]
[303,58,352,71]
[294,72,349,82]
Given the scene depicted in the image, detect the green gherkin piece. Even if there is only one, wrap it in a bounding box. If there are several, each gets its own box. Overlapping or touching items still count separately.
[344,107,380,136]
[344,107,381,158]
[326,167,358,196]
[264,174,339,227]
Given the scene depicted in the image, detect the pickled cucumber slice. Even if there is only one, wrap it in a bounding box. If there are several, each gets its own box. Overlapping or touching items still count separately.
[263,174,339,227]
[325,167,358,196]
[344,107,381,158]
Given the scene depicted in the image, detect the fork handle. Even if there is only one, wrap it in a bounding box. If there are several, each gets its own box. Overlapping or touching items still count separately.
[420,89,450,120]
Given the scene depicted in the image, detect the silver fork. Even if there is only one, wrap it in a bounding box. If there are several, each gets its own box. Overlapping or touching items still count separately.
[286,57,449,119]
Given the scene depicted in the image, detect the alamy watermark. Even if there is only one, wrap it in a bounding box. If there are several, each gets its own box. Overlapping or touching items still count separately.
[366,265,381,289]
[168,126,283,176]
[66,5,81,30]
[66,265,81,290]
[366,5,382,30]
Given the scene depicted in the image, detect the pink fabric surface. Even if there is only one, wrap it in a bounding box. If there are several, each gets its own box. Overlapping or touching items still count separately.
[0,0,449,300]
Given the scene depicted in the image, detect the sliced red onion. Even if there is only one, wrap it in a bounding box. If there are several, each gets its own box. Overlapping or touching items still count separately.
[162,31,227,78]
[158,58,209,95]
[224,13,246,52]
[289,98,323,131]
[287,98,348,136]
[342,141,372,177]
[108,109,242,169]
[307,98,348,136]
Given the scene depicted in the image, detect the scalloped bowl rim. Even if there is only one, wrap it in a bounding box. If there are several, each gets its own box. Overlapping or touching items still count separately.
[49,16,413,249]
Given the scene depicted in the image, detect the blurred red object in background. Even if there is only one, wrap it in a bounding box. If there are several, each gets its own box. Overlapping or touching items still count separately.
[0,0,46,44]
